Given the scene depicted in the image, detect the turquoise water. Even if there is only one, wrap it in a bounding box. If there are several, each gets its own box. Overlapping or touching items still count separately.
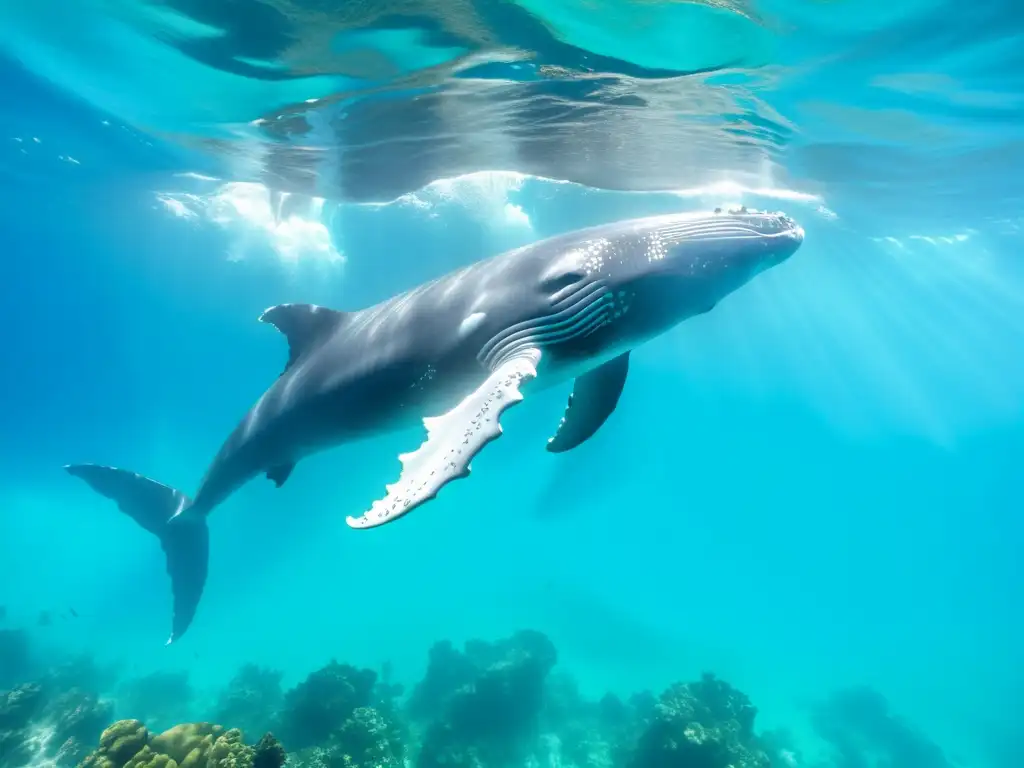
[1,1,1022,767]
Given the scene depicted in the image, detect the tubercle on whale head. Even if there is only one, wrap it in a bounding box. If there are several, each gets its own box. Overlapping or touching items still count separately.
[629,204,800,255]
[623,206,805,324]
[666,205,805,272]
[711,205,804,252]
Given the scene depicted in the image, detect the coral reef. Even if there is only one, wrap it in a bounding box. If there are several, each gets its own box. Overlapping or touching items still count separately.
[78,719,148,768]
[407,640,477,722]
[630,673,770,768]
[0,639,122,767]
[275,660,406,768]
[43,688,116,766]
[373,661,405,717]
[413,629,558,768]
[0,678,113,767]
[251,734,286,768]
[276,661,377,751]
[78,719,287,768]
[1,683,46,768]
[212,665,284,742]
[539,676,654,768]
[3,623,970,768]
[287,706,406,768]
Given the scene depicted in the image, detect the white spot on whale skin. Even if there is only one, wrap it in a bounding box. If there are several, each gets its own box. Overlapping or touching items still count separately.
[459,311,487,337]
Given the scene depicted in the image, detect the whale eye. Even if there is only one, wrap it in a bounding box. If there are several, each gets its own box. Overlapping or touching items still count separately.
[541,270,586,294]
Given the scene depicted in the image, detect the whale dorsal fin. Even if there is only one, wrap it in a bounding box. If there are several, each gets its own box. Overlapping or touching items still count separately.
[259,303,348,373]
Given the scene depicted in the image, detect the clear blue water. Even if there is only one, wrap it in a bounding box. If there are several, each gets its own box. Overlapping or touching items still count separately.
[0,1,1022,767]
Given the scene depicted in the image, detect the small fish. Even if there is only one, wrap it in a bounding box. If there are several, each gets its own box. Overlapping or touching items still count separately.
[38,610,52,627]
[68,607,79,618]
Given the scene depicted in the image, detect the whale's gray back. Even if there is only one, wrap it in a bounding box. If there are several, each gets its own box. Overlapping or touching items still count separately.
[193,210,801,511]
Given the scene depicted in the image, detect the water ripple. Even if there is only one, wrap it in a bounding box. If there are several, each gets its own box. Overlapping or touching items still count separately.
[0,0,1021,226]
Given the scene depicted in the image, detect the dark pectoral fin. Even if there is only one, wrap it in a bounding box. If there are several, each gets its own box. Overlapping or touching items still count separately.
[266,463,295,488]
[546,352,630,453]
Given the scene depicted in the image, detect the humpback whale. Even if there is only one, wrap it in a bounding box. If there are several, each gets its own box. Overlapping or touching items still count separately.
[65,207,804,642]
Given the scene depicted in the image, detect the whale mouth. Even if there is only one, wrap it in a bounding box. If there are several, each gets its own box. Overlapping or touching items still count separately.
[762,216,805,266]
[702,209,805,266]
[778,218,804,243]
[748,211,802,238]
[733,210,805,255]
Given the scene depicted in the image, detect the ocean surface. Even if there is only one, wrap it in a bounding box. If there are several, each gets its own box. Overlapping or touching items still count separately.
[0,1,1022,767]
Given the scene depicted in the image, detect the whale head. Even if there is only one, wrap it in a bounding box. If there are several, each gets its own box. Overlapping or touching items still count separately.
[495,207,804,370]
[588,207,805,345]
[645,206,803,295]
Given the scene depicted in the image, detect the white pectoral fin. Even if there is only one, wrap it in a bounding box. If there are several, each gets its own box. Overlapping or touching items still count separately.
[346,349,541,530]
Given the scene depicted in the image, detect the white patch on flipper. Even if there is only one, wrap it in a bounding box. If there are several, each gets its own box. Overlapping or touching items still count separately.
[347,349,541,530]
[458,311,486,337]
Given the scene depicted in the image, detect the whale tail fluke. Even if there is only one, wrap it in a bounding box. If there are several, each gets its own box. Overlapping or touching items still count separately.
[63,464,208,645]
